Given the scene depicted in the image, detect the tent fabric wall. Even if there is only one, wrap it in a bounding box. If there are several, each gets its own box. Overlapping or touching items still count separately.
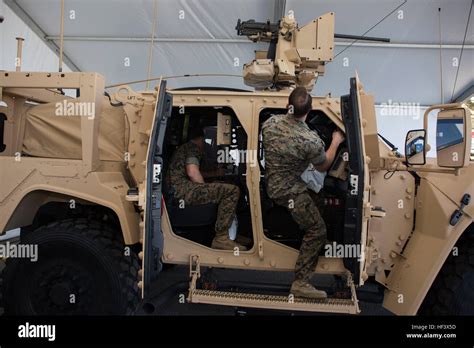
[4,0,472,104]
[1,0,472,154]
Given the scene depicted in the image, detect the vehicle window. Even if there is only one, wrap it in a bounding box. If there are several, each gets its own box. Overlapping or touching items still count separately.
[436,118,463,151]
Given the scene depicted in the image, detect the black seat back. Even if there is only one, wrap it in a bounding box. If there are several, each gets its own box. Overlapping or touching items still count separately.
[168,203,218,228]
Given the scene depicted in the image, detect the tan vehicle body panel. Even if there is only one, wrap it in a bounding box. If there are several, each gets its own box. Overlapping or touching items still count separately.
[0,73,141,245]
[383,166,473,314]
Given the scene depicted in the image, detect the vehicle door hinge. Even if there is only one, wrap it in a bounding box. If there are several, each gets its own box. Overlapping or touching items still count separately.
[450,193,471,226]
[258,241,264,259]
[188,255,201,294]
[125,187,139,202]
[364,204,386,219]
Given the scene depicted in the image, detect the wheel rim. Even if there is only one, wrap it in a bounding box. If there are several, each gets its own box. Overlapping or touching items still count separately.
[28,261,96,315]
[13,241,117,315]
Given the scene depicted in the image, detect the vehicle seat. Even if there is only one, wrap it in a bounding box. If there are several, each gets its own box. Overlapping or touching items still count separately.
[167,202,218,227]
[163,184,218,228]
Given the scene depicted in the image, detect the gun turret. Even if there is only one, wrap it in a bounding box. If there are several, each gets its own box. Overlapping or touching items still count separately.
[236,18,391,44]
[237,13,335,91]
[237,13,389,91]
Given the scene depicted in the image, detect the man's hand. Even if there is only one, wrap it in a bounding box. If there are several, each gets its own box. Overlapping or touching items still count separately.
[313,130,345,172]
[331,130,345,146]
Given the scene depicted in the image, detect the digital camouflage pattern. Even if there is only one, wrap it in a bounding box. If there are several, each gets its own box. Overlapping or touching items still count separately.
[167,141,240,236]
[179,183,240,236]
[167,141,203,197]
[262,114,326,198]
[262,114,327,282]
[273,193,327,282]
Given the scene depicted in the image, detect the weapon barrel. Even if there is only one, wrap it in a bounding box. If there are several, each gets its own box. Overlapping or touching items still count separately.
[335,33,390,42]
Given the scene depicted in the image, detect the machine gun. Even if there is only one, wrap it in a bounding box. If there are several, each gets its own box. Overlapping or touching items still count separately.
[235,19,279,42]
[236,14,389,90]
[236,18,390,44]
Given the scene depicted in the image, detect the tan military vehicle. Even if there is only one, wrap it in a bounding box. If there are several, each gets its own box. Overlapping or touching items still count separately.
[0,13,472,316]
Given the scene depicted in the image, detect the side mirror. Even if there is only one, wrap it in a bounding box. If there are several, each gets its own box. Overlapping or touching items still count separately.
[405,129,426,165]
[436,108,469,168]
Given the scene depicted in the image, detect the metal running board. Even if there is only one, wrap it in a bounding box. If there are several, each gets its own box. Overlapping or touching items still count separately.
[187,255,360,314]
[188,289,359,314]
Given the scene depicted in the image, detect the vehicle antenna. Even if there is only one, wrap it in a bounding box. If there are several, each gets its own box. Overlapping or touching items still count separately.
[59,0,65,72]
[105,73,242,89]
[146,0,158,90]
[438,8,443,103]
[15,37,24,72]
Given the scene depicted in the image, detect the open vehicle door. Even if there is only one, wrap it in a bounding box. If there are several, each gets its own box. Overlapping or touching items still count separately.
[340,76,372,286]
[142,80,173,298]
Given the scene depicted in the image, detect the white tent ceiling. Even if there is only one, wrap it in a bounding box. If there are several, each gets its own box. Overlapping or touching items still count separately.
[2,0,474,104]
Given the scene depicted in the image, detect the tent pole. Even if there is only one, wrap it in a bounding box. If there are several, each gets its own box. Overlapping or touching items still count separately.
[146,0,158,90]
[59,0,65,72]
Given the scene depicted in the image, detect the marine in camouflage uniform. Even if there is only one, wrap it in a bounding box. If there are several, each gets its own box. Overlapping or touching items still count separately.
[166,140,244,250]
[262,113,328,284]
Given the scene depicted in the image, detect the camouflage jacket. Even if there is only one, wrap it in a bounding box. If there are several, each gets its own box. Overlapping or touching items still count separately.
[262,114,326,199]
[166,141,203,197]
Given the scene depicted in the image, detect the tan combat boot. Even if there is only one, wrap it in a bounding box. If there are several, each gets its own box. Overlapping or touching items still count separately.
[235,235,252,248]
[290,280,328,299]
[211,235,247,251]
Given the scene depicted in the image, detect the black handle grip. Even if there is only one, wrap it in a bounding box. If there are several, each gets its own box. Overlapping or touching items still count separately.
[0,113,6,153]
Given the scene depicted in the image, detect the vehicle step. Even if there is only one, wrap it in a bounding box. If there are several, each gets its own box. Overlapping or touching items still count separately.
[188,289,360,314]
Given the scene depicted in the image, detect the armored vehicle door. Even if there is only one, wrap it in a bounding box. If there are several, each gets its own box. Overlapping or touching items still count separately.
[340,76,372,286]
[142,80,173,298]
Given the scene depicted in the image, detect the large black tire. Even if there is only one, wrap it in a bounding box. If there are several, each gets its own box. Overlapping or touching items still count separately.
[0,218,139,315]
[419,227,474,315]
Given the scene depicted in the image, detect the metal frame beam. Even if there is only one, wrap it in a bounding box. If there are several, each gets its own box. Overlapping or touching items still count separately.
[273,0,286,22]
[43,35,474,50]
[453,84,474,102]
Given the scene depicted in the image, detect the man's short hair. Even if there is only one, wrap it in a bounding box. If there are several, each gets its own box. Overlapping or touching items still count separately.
[188,126,205,140]
[288,87,312,117]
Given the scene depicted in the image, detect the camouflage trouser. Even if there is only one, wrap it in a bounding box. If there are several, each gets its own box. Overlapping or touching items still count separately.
[175,183,240,237]
[274,190,327,283]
